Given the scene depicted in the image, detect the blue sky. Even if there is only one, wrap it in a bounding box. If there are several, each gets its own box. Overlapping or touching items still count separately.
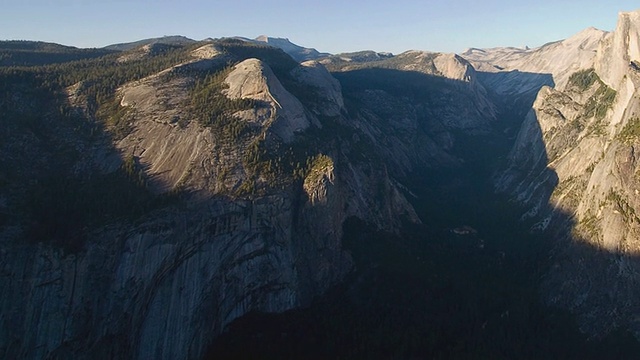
[2,1,639,54]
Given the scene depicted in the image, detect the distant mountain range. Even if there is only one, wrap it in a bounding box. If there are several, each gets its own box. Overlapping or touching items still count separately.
[1,34,388,66]
[103,35,196,51]
[101,35,330,62]
[242,35,331,61]
[0,40,114,66]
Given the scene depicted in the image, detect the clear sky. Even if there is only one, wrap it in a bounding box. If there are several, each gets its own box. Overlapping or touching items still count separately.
[2,1,639,54]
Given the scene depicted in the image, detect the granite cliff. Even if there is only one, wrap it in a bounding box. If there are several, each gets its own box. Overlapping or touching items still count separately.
[494,9,640,337]
[0,38,491,359]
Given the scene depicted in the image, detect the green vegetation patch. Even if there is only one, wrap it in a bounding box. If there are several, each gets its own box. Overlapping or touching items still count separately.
[617,117,640,142]
[231,116,361,198]
[605,189,640,223]
[305,153,333,181]
[236,137,333,197]
[567,68,599,91]
[0,41,203,139]
[584,85,616,120]
[95,96,134,140]
[0,45,197,252]
[567,68,617,120]
[578,213,601,239]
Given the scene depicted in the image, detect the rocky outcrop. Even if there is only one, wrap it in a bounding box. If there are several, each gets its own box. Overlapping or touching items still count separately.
[291,60,345,117]
[190,44,221,60]
[117,68,216,193]
[596,11,640,88]
[251,35,330,62]
[224,58,311,142]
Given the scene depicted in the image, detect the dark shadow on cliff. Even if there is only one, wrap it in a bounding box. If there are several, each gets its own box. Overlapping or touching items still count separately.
[0,66,194,358]
[0,72,180,254]
[333,67,492,118]
[0,40,116,67]
[206,67,640,358]
[328,67,557,174]
[1,46,364,359]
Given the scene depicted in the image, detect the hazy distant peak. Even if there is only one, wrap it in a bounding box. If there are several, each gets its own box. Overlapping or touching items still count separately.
[250,35,330,62]
[579,26,605,33]
[566,26,608,44]
[322,50,394,63]
[401,49,438,56]
[253,36,297,49]
[461,48,487,56]
[463,46,529,55]
[255,35,290,43]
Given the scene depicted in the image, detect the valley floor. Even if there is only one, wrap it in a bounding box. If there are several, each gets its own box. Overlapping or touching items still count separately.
[206,132,640,359]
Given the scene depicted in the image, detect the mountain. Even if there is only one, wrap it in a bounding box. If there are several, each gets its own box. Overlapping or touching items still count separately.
[104,35,196,51]
[495,9,640,337]
[460,27,609,129]
[0,38,429,359]
[321,49,497,133]
[107,35,328,63]
[322,50,394,63]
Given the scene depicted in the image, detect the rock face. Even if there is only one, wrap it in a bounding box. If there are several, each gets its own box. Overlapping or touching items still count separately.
[328,50,503,181]
[462,27,608,96]
[104,36,196,52]
[498,9,640,337]
[596,11,640,88]
[291,60,345,117]
[2,199,302,359]
[0,40,425,359]
[223,58,311,142]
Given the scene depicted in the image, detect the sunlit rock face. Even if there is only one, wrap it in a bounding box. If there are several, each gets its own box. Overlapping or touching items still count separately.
[596,10,640,88]
[462,26,607,95]
[497,9,640,338]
